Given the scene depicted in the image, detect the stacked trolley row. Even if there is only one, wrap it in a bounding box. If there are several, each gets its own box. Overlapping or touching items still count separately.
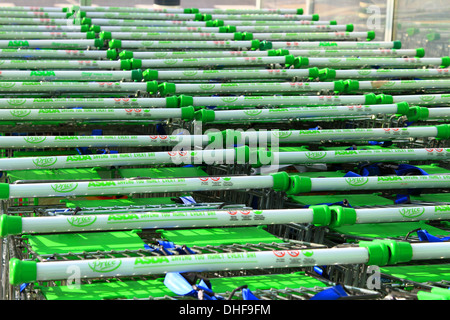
[0,5,449,301]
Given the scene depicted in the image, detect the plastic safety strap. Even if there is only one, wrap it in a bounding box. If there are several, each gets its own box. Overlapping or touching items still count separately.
[417,229,450,242]
[310,284,349,300]
[164,272,224,300]
[345,163,428,177]
[242,288,259,300]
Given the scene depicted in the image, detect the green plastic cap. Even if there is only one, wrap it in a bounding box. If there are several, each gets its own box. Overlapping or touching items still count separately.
[195,109,215,122]
[440,56,450,68]
[94,38,103,49]
[9,258,37,285]
[119,50,133,60]
[233,32,243,40]
[436,124,450,140]
[85,31,95,39]
[205,20,214,27]
[100,31,112,40]
[415,48,425,58]
[213,19,224,27]
[344,79,359,92]
[218,26,227,33]
[259,40,272,50]
[376,240,413,265]
[286,175,312,195]
[277,49,290,56]
[165,96,179,108]
[0,183,9,199]
[330,20,337,25]
[131,69,143,82]
[334,80,345,93]
[226,25,236,33]
[109,39,122,49]
[159,82,176,96]
[393,40,402,49]
[270,171,290,192]
[77,11,86,18]
[251,149,271,168]
[194,13,203,21]
[320,68,336,81]
[312,14,319,21]
[106,49,118,60]
[427,32,440,41]
[267,50,278,56]
[250,39,260,50]
[359,241,390,266]
[142,69,158,81]
[190,8,200,13]
[223,129,242,146]
[0,214,22,237]
[407,106,429,122]
[285,54,295,66]
[364,93,378,105]
[81,17,91,25]
[328,206,356,228]
[130,58,142,69]
[346,24,354,32]
[146,81,159,94]
[395,102,410,115]
[242,32,253,40]
[89,25,101,33]
[311,205,332,227]
[183,8,192,13]
[376,94,394,104]
[202,14,212,21]
[180,106,195,121]
[178,95,194,107]
[80,25,89,32]
[120,59,131,70]
[297,9,304,15]
[308,67,320,79]
[235,145,250,164]
[367,30,376,41]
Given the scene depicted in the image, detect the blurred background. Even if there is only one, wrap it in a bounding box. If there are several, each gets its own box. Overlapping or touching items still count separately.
[1,0,449,55]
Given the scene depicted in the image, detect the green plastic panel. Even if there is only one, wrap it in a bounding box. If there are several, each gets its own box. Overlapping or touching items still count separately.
[38,272,327,300]
[25,230,146,255]
[61,197,178,208]
[289,193,393,206]
[7,168,103,182]
[331,221,450,239]
[410,193,450,203]
[118,167,208,179]
[159,226,284,246]
[381,264,450,283]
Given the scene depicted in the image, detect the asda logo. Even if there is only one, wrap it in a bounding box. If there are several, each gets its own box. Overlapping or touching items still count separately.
[305,151,326,160]
[30,71,56,77]
[51,182,78,193]
[32,157,57,168]
[88,259,122,273]
[7,99,26,106]
[8,40,29,47]
[10,109,31,118]
[67,215,97,227]
[378,176,403,182]
[108,214,139,221]
[435,205,450,213]
[345,177,369,186]
[399,207,425,218]
[134,256,170,265]
[38,109,60,114]
[24,136,47,144]
[335,150,357,156]
[88,181,117,188]
[66,155,92,162]
[319,42,337,47]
